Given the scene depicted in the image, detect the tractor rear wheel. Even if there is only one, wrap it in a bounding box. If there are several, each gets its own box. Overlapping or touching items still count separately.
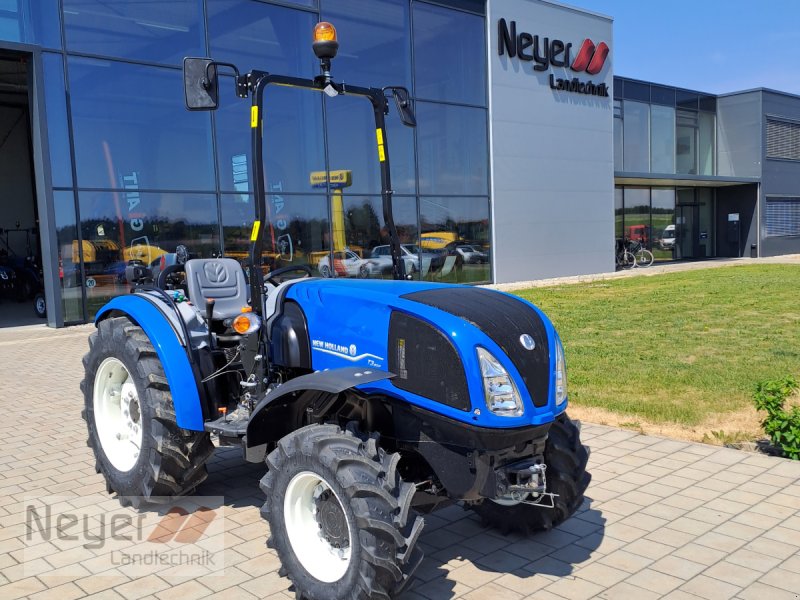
[261,424,424,600]
[81,316,214,505]
[471,412,590,534]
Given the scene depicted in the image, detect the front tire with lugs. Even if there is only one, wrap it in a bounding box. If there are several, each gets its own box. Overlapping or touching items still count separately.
[471,412,590,534]
[261,424,424,600]
[81,316,214,504]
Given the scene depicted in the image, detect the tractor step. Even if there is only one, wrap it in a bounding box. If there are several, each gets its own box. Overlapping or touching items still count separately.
[204,413,249,439]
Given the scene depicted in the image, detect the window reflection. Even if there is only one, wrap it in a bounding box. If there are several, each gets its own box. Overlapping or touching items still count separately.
[325,95,416,195]
[53,191,83,323]
[207,0,317,76]
[69,57,215,191]
[622,101,649,172]
[63,0,203,64]
[216,84,325,193]
[651,188,676,261]
[77,191,219,317]
[614,187,624,240]
[417,102,488,196]
[676,110,698,175]
[420,197,490,283]
[334,195,417,279]
[42,52,72,188]
[413,2,486,106]
[698,112,715,176]
[0,0,60,48]
[650,105,675,174]
[321,0,411,90]
[623,187,650,250]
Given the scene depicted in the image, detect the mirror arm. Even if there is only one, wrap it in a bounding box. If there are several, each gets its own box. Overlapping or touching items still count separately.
[203,61,249,99]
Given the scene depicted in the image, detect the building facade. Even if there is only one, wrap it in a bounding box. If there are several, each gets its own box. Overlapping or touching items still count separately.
[0,0,798,327]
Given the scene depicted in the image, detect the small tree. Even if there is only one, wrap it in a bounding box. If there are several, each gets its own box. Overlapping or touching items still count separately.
[753,376,800,460]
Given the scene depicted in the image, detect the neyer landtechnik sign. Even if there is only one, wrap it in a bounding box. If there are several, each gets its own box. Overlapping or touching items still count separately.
[498,18,610,97]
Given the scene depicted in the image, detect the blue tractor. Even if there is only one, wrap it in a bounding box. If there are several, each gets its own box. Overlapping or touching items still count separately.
[82,22,589,600]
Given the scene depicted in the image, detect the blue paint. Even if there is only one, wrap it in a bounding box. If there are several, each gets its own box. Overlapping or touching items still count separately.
[95,296,205,431]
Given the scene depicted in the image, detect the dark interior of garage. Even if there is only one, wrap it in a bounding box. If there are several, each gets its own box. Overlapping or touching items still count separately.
[0,51,43,327]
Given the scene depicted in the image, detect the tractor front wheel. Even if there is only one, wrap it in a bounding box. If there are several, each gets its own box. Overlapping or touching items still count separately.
[81,316,214,505]
[471,412,590,534]
[261,424,424,599]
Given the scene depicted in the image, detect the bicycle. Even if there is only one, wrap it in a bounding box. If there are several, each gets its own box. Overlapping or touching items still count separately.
[627,240,654,267]
[615,239,636,270]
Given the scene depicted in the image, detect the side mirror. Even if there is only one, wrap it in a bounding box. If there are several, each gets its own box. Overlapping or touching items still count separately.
[391,87,416,127]
[183,57,218,111]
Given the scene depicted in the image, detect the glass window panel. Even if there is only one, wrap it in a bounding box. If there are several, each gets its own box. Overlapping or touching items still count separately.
[321,0,411,90]
[623,80,649,102]
[676,109,697,175]
[69,57,215,191]
[207,0,317,77]
[53,191,83,322]
[698,111,715,175]
[613,78,622,100]
[623,187,650,249]
[426,0,485,13]
[613,100,623,171]
[650,85,675,106]
[676,90,698,110]
[78,191,219,318]
[417,102,487,196]
[420,197,490,284]
[650,104,675,174]
[42,52,72,187]
[325,94,415,195]
[651,188,676,261]
[699,95,716,112]
[614,187,623,241]
[622,100,649,172]
[63,0,202,64]
[413,2,486,106]
[331,195,417,279]
[0,0,60,48]
[216,84,325,193]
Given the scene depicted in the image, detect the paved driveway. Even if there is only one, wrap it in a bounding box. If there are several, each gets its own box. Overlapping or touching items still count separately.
[0,325,798,600]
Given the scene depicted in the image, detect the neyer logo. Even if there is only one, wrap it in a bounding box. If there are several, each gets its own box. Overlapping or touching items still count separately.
[498,18,610,97]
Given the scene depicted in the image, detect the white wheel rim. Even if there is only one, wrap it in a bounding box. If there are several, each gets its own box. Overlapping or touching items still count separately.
[284,471,352,583]
[93,357,143,472]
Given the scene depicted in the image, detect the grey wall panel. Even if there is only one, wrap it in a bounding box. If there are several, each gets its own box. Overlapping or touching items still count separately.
[487,0,614,284]
[761,91,800,196]
[715,184,758,257]
[716,92,761,178]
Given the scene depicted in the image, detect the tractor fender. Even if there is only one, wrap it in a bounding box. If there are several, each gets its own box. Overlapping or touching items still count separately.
[244,367,394,457]
[95,294,205,431]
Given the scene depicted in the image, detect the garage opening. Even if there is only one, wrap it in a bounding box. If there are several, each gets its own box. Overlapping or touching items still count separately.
[0,50,43,327]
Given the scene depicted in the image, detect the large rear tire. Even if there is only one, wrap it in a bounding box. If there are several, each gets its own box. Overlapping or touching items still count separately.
[261,424,424,600]
[470,413,590,534]
[81,316,214,505]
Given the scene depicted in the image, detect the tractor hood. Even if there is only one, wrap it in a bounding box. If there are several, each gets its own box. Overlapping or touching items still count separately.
[284,279,565,428]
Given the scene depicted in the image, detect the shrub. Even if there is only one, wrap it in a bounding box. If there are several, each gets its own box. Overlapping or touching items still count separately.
[753,376,800,460]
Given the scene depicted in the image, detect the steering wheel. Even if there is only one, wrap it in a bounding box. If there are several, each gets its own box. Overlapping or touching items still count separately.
[266,264,313,287]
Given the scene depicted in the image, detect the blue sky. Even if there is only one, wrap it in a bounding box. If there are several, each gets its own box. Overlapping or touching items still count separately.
[566,0,800,95]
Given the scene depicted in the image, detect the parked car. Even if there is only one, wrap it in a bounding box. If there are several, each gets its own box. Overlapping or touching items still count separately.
[453,244,488,264]
[368,244,445,275]
[317,249,374,278]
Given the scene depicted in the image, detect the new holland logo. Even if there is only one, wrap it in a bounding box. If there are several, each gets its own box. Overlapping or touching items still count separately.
[498,18,610,97]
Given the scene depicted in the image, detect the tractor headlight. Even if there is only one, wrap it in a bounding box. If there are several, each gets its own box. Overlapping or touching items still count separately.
[555,334,568,406]
[476,347,523,417]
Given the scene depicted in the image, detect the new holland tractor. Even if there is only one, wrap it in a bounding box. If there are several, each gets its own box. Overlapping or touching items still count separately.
[82,22,590,600]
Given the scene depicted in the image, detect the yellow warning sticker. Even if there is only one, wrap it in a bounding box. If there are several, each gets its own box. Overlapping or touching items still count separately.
[250,220,261,241]
[250,106,259,128]
[376,128,386,162]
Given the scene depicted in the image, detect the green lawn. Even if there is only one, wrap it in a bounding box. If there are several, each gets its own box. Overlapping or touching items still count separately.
[515,264,800,426]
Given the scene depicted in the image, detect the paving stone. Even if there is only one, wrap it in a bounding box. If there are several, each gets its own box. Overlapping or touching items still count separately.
[626,569,684,594]
[596,550,653,573]
[650,554,707,579]
[737,581,800,600]
[679,574,741,600]
[703,561,762,588]
[758,567,800,594]
[542,576,605,600]
[598,581,662,600]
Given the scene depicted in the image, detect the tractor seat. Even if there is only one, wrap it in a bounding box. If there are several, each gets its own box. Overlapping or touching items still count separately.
[184,258,248,320]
